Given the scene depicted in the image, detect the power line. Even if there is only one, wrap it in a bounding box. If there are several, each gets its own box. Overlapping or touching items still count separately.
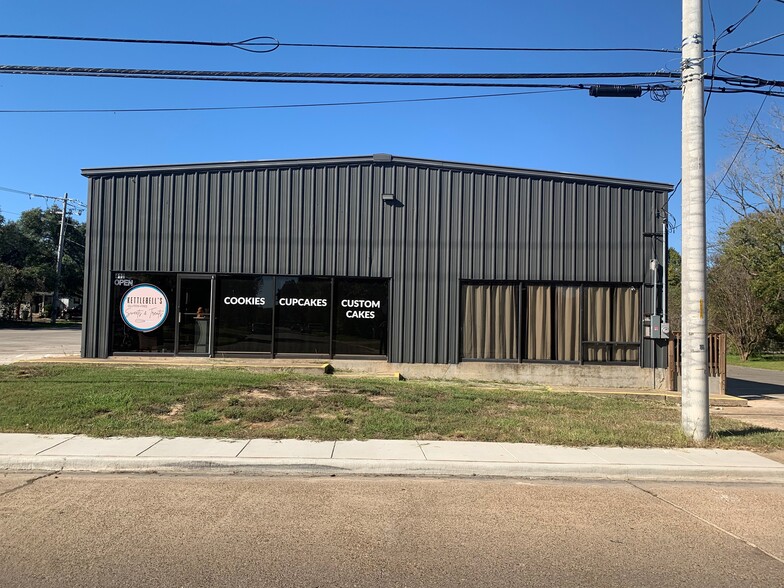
[3,64,782,97]
[0,34,280,54]
[2,33,783,57]
[0,65,690,90]
[0,64,684,80]
[0,88,580,114]
[2,64,781,89]
[0,84,780,117]
[0,185,86,209]
[705,0,764,116]
[706,89,770,203]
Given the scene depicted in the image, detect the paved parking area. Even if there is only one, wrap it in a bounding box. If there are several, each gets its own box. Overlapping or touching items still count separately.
[0,328,81,364]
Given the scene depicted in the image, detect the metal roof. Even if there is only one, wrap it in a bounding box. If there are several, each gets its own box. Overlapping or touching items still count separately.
[82,153,673,192]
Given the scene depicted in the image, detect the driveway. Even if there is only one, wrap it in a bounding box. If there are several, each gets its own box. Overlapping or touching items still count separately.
[727,365,784,399]
[718,365,784,431]
[0,328,82,364]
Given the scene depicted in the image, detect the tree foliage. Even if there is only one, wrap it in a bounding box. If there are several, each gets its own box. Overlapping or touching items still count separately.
[0,206,85,316]
[711,106,783,221]
[708,107,784,354]
[666,247,681,332]
[721,212,784,338]
[708,252,774,361]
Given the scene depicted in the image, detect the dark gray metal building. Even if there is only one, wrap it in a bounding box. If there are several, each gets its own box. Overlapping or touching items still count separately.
[81,154,671,384]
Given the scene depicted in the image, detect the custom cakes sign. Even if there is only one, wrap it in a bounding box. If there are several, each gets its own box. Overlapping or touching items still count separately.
[120,284,169,332]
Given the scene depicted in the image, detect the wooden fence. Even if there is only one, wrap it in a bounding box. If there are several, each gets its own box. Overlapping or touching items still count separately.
[667,332,727,394]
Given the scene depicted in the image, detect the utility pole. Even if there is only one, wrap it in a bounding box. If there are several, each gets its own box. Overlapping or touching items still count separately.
[51,193,69,324]
[681,0,710,440]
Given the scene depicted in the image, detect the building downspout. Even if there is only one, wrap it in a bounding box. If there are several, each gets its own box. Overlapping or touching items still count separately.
[662,219,668,325]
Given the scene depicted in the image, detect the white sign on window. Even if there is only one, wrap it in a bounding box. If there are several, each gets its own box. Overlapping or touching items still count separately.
[121,284,169,332]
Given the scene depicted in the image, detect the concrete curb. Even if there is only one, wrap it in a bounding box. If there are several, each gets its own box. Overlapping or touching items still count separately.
[3,455,784,483]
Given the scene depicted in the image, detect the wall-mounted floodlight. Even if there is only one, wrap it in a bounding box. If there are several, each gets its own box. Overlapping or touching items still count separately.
[382,193,396,202]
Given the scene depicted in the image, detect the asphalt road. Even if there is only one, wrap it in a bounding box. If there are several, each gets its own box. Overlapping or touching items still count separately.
[1,473,782,587]
[728,365,784,399]
[0,327,81,364]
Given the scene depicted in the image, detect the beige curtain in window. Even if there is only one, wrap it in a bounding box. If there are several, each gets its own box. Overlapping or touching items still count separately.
[526,285,552,360]
[585,287,611,361]
[555,286,580,361]
[613,287,640,362]
[462,284,518,359]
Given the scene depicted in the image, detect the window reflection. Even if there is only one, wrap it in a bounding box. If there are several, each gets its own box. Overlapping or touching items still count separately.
[274,277,331,354]
[111,273,177,353]
[333,279,388,356]
[215,277,274,353]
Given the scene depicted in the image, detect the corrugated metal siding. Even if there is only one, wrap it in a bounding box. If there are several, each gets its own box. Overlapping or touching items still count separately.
[82,158,668,365]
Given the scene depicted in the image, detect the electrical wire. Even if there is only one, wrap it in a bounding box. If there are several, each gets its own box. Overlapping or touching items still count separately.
[710,29,784,81]
[0,65,687,90]
[3,64,781,93]
[3,64,780,86]
[705,0,764,116]
[0,185,86,208]
[0,83,780,116]
[2,33,784,57]
[0,65,683,80]
[0,88,580,114]
[706,89,770,204]
[0,34,281,54]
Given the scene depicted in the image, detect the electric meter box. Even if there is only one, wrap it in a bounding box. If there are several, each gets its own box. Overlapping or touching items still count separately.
[644,315,664,339]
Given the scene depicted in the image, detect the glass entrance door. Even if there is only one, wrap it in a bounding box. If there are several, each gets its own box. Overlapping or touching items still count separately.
[176,276,214,355]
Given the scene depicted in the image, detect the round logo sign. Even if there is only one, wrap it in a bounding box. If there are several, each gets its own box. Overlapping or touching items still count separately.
[120,284,169,332]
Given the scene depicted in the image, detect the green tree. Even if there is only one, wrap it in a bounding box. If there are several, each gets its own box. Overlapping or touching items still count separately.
[720,212,784,341]
[0,206,85,318]
[710,106,784,349]
[708,253,774,361]
[666,248,681,332]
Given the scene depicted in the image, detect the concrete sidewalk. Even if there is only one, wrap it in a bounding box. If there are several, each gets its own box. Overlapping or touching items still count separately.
[1,433,782,483]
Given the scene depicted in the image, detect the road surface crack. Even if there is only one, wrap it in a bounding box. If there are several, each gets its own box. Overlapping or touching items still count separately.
[0,470,61,499]
[627,481,784,566]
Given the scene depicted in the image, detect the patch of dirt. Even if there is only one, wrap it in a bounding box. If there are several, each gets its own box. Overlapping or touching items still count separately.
[229,383,335,402]
[248,420,283,430]
[157,403,185,421]
[367,395,395,407]
[274,382,333,396]
[240,389,281,401]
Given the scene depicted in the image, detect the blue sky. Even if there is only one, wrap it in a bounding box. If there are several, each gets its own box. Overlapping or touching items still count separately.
[0,0,782,251]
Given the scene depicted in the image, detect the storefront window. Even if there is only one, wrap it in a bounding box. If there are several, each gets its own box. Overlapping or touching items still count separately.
[584,286,640,363]
[462,284,519,360]
[111,273,177,353]
[215,277,274,353]
[333,279,388,356]
[274,277,331,354]
[525,285,580,361]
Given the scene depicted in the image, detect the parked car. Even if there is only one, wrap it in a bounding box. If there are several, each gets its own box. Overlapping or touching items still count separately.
[65,304,83,320]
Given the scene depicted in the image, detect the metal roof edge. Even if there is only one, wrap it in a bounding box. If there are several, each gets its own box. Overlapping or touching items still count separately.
[81,154,673,192]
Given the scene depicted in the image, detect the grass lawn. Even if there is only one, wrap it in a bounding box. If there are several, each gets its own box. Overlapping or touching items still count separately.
[727,354,784,371]
[0,364,781,451]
